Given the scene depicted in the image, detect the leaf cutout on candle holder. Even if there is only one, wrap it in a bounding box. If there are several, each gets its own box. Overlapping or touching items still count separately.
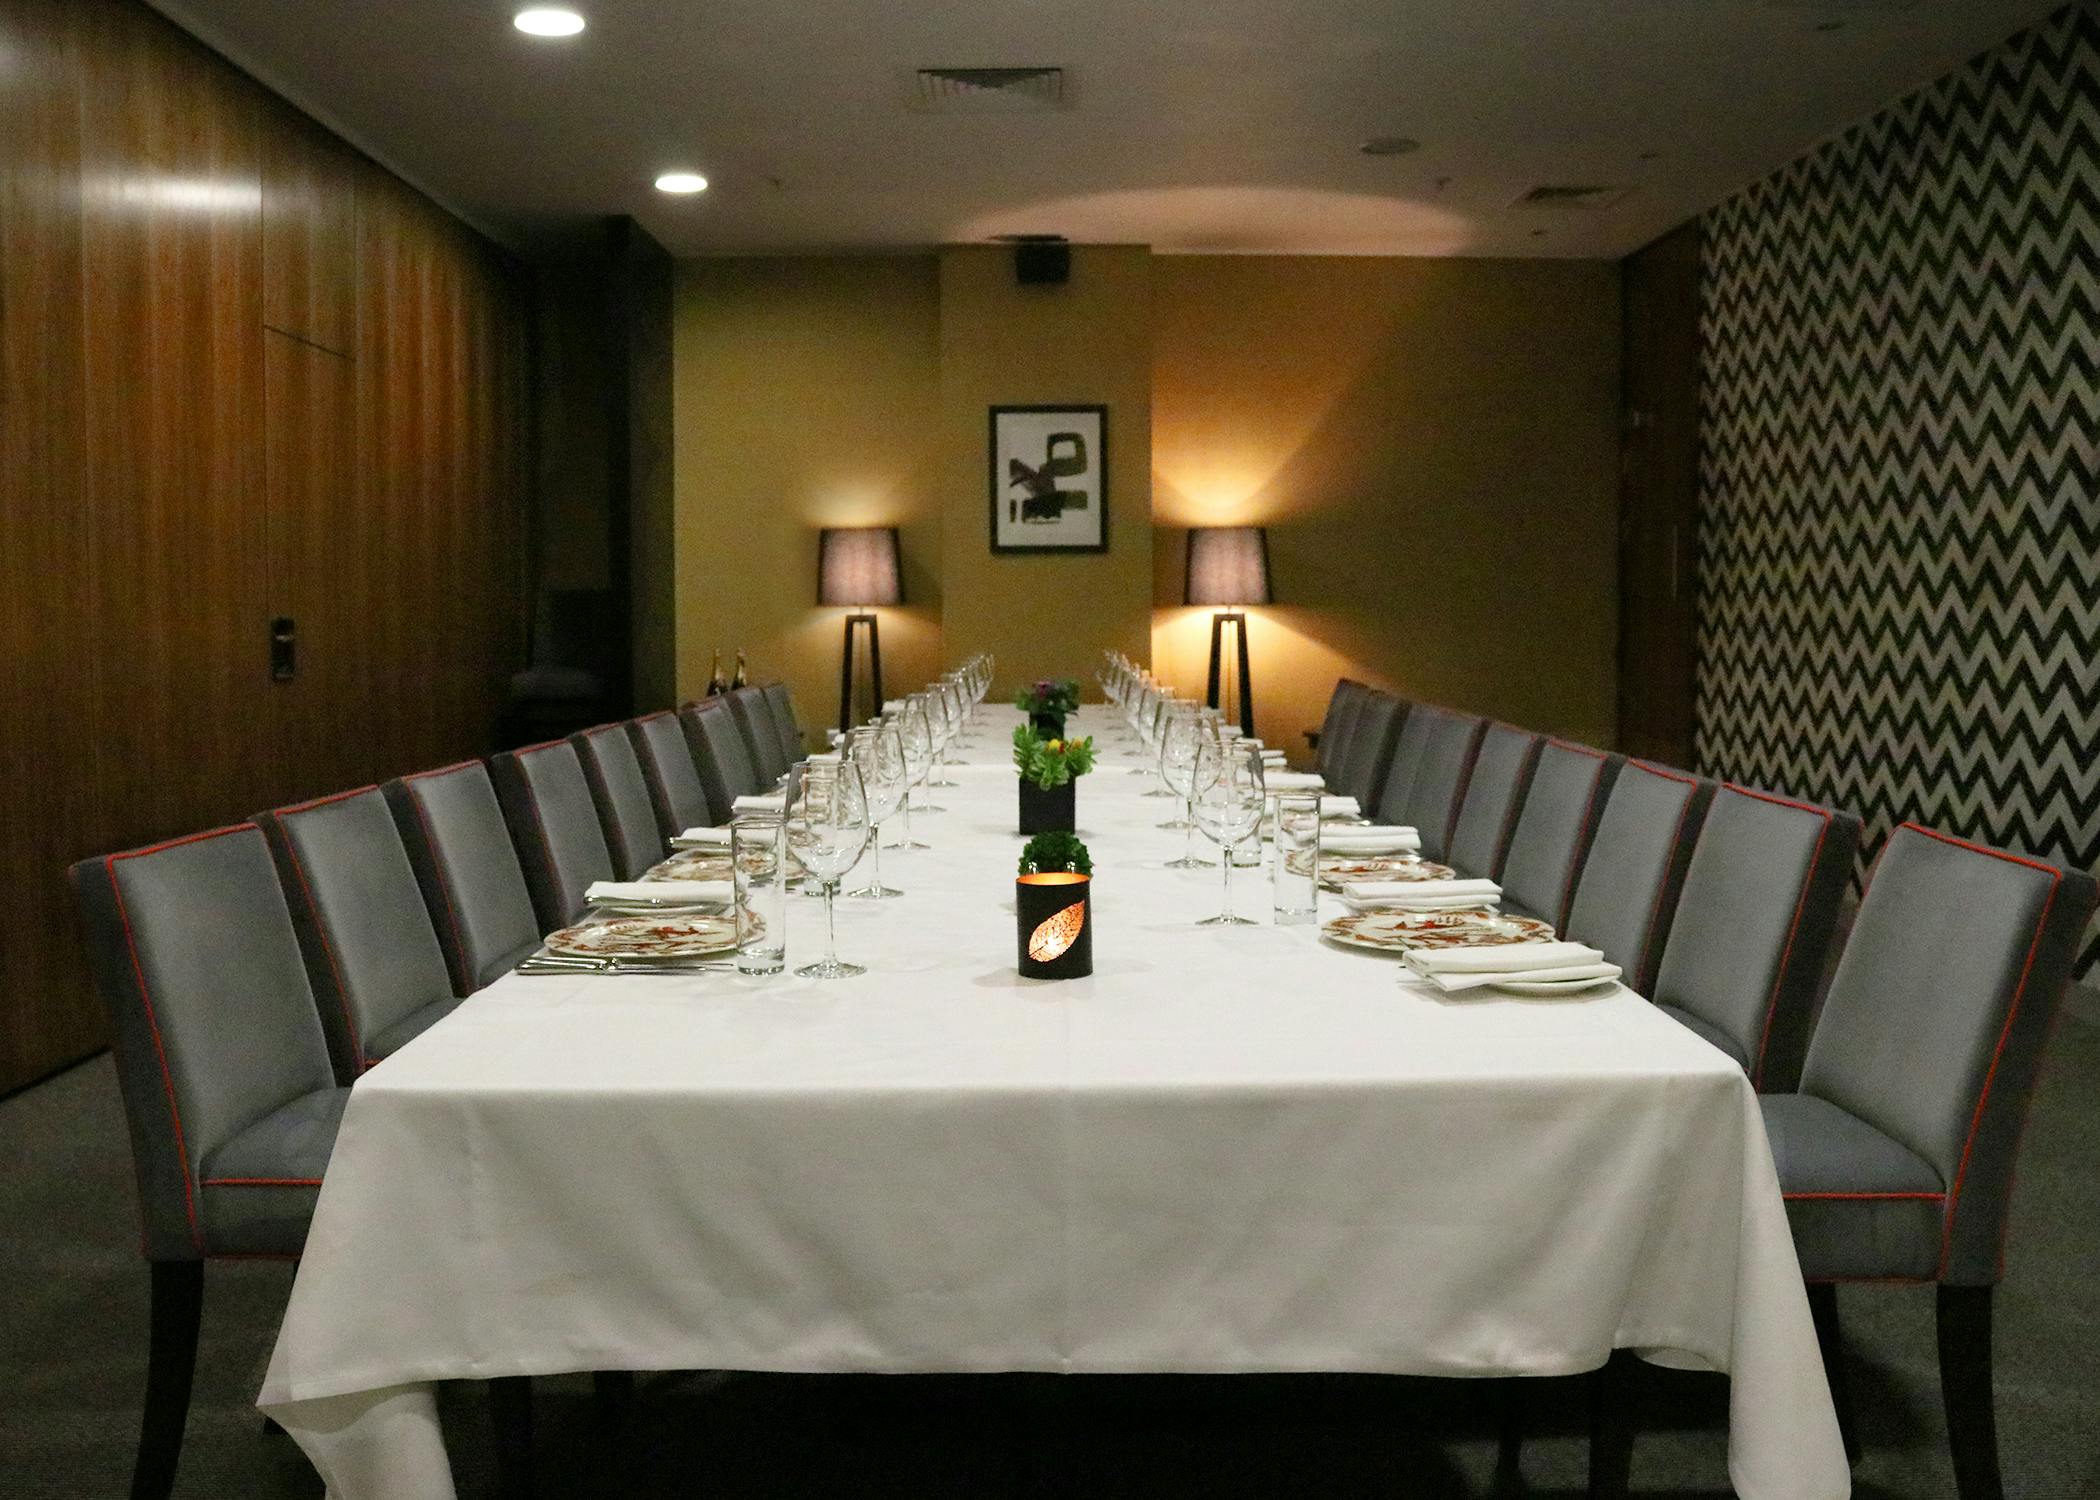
[1028,901,1087,962]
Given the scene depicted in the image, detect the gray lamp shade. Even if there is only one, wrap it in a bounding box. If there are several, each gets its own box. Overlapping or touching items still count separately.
[818,527,903,607]
[1184,526,1271,607]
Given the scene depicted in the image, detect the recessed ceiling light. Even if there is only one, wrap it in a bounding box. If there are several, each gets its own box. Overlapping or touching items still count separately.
[655,172,709,195]
[1359,137,1422,158]
[514,8,585,38]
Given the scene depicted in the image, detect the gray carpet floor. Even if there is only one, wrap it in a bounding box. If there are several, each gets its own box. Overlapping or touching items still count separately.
[4,989,2097,1498]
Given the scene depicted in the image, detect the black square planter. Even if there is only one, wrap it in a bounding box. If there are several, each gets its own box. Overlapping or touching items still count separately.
[1018,777,1076,834]
[1030,712,1068,739]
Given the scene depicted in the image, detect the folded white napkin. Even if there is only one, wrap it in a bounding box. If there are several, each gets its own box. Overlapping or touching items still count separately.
[1319,795,1362,820]
[732,793,786,815]
[587,879,732,907]
[1340,878,1501,911]
[674,826,732,847]
[1405,943,1619,994]
[1265,771,1325,792]
[1406,941,1602,976]
[1320,826,1422,855]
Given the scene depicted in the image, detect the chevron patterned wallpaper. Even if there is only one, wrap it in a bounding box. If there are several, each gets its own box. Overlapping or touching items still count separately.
[1697,2,2100,973]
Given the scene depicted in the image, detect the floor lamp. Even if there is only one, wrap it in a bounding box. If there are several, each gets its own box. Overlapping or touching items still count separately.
[819,527,902,735]
[1186,527,1271,738]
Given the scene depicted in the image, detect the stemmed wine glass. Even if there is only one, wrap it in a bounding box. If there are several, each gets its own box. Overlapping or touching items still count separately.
[925,678,962,788]
[1158,707,1218,866]
[1191,739,1266,925]
[789,761,873,977]
[907,693,948,814]
[890,696,935,849]
[845,722,907,898]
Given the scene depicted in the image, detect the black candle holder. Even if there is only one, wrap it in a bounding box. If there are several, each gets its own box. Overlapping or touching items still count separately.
[1016,873,1092,979]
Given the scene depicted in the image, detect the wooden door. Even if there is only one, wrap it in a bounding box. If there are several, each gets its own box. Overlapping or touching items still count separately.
[0,0,102,1092]
[76,0,276,845]
[1616,221,1703,767]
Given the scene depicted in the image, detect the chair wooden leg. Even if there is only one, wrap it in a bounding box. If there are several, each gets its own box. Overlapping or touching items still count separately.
[1806,1282,1861,1464]
[1938,1285,2003,1500]
[491,1375,534,1499]
[1492,1377,1526,1493]
[1586,1353,1634,1500]
[132,1260,203,1500]
[592,1370,635,1428]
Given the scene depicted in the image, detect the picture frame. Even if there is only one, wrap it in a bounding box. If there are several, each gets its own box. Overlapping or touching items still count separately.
[988,404,1108,554]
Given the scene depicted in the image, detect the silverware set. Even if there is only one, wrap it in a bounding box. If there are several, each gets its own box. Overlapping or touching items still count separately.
[514,953,736,977]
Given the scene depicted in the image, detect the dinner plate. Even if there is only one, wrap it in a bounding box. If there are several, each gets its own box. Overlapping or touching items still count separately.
[1321,910,1553,954]
[1287,850,1453,885]
[643,851,733,883]
[544,912,747,960]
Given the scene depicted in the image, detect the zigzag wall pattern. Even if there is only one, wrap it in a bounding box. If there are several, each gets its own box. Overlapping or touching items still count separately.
[1696,1,2100,974]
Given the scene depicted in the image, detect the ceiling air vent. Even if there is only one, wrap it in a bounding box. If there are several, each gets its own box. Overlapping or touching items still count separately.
[1515,184,1634,211]
[911,67,1068,113]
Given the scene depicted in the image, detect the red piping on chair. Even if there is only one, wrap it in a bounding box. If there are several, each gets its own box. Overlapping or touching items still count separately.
[1626,760,1702,995]
[107,824,261,1254]
[1545,741,1610,933]
[201,1177,324,1188]
[1727,785,1836,1089]
[1904,824,2062,1281]
[270,810,367,1073]
[400,766,478,994]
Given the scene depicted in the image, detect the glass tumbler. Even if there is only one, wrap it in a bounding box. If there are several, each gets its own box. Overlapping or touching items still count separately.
[732,814,787,974]
[1272,793,1322,926]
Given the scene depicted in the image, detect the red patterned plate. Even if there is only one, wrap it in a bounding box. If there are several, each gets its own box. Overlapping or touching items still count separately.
[1321,910,1552,954]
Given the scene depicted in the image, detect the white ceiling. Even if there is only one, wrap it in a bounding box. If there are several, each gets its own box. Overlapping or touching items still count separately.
[148,0,2062,260]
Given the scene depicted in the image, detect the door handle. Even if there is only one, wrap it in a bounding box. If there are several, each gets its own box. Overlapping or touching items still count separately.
[271,617,297,682]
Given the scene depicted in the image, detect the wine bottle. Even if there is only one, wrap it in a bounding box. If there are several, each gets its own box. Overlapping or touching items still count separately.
[730,649,748,690]
[706,650,728,697]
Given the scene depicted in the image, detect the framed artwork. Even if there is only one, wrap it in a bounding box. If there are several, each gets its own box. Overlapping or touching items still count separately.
[989,404,1108,554]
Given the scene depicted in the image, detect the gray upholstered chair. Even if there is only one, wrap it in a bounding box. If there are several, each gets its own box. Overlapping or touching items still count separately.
[762,681,805,766]
[1749,827,2093,1497]
[683,698,763,819]
[727,684,790,784]
[1394,709,1488,863]
[1649,785,1860,1090]
[570,721,667,879]
[383,761,544,992]
[70,825,352,1500]
[1336,691,1406,809]
[1447,723,1544,881]
[1497,740,1621,930]
[1374,703,1439,827]
[628,708,717,836]
[257,787,463,1077]
[1561,760,1715,995]
[1312,678,1368,777]
[491,739,619,930]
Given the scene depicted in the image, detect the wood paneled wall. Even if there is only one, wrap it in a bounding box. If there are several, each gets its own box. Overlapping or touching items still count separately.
[0,0,531,1094]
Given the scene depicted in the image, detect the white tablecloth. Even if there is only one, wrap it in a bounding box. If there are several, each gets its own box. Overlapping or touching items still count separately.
[261,708,1848,1499]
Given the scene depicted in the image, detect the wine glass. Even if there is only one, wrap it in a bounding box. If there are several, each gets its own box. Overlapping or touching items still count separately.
[1141,691,1181,794]
[925,678,962,787]
[1158,706,1218,865]
[892,696,935,848]
[789,761,873,978]
[845,723,907,898]
[1191,739,1266,925]
[905,692,947,815]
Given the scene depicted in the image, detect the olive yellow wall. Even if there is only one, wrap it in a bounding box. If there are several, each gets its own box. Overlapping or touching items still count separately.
[936,245,1154,696]
[672,249,1618,756]
[672,256,944,745]
[1150,256,1621,752]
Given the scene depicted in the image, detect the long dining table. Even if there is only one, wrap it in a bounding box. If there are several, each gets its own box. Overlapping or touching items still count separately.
[260,706,1850,1499]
